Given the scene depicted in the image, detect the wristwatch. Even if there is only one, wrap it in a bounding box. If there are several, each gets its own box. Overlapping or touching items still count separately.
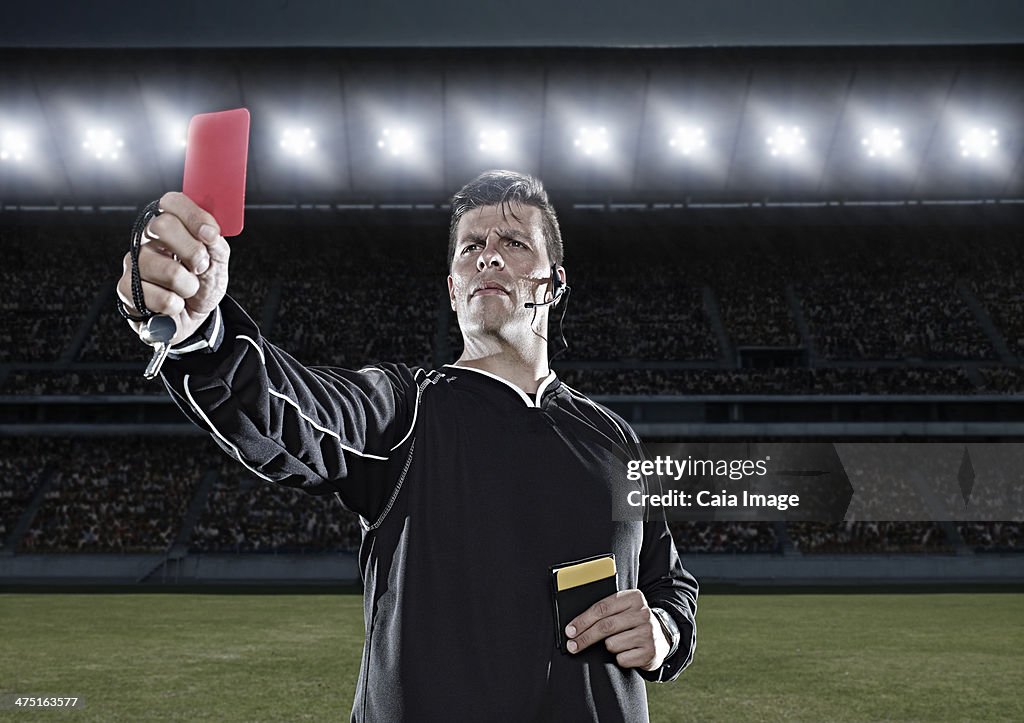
[651,607,680,659]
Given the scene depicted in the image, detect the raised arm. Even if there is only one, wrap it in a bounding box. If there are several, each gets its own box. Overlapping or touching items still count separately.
[116,193,422,520]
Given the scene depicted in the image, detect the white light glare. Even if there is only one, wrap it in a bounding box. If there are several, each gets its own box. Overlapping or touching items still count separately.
[280,127,317,156]
[959,127,999,159]
[377,127,415,156]
[172,123,187,150]
[83,128,124,161]
[669,125,706,155]
[1,128,29,162]
[766,126,806,157]
[574,126,610,156]
[478,128,509,154]
[862,127,903,158]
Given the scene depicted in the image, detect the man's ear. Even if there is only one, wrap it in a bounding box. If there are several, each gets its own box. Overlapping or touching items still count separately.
[447,275,456,311]
[556,265,567,290]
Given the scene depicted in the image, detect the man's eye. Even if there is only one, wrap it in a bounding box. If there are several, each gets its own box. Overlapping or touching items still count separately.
[461,244,479,254]
[508,240,525,248]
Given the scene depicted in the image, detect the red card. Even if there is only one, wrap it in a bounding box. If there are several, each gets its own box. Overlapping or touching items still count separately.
[182,108,250,237]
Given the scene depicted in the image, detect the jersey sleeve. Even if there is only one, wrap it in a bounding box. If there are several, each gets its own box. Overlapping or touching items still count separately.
[158,295,422,521]
[606,406,699,683]
[635,518,699,683]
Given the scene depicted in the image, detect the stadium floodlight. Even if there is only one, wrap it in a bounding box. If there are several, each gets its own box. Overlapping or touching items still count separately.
[478,127,509,154]
[668,125,707,156]
[82,127,124,161]
[861,127,903,159]
[280,127,317,156]
[765,125,806,158]
[574,126,610,156]
[959,127,999,159]
[0,128,29,162]
[171,122,187,151]
[377,126,415,156]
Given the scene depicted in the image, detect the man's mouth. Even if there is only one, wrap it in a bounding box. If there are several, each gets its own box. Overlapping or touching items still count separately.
[472,283,509,298]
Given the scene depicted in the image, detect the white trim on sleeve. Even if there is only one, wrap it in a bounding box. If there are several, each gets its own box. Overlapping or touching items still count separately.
[183,373,274,482]
[236,334,265,365]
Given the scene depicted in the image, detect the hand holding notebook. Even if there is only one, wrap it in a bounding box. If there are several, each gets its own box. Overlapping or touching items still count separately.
[552,554,673,670]
[551,554,618,661]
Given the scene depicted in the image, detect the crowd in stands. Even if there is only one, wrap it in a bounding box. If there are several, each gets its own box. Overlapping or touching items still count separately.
[559,367,978,395]
[798,248,995,361]
[967,235,1024,360]
[190,465,362,553]
[277,281,435,369]
[719,286,800,348]
[956,522,1022,552]
[0,438,61,550]
[3,435,1021,554]
[842,460,938,521]
[21,437,208,553]
[4,223,1022,561]
[269,228,439,369]
[560,247,719,361]
[668,521,779,553]
[710,239,803,348]
[3,371,157,395]
[0,228,115,362]
[978,367,1024,393]
[3,225,1023,387]
[788,522,952,553]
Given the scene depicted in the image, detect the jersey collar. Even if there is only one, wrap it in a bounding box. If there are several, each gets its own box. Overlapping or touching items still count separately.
[444,364,559,408]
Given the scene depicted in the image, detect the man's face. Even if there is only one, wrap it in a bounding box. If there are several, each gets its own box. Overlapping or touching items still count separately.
[448,203,559,339]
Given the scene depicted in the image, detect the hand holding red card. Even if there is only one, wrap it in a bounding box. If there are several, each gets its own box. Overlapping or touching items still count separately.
[182,108,250,237]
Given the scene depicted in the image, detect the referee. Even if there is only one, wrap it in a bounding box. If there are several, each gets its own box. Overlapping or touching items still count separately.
[117,170,698,722]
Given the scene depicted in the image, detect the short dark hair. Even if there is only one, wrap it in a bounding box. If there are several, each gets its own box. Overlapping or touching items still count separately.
[447,170,564,270]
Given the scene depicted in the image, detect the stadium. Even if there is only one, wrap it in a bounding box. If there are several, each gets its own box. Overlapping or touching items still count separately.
[2,3,1023,721]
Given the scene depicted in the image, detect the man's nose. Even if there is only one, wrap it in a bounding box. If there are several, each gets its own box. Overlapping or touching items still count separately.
[476,246,505,270]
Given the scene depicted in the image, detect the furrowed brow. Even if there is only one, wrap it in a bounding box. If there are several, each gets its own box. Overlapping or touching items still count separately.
[459,228,531,246]
[459,232,487,246]
[494,227,532,242]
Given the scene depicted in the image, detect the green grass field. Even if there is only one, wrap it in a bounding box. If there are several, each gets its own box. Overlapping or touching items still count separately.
[1,593,1021,722]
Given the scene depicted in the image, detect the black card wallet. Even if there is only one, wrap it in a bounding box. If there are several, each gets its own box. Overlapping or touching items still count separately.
[550,553,618,661]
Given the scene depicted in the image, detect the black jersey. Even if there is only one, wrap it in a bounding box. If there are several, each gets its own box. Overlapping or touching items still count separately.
[162,297,698,722]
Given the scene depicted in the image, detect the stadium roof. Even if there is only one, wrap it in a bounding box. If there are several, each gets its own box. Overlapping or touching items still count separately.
[3,0,1024,48]
[1,46,1021,207]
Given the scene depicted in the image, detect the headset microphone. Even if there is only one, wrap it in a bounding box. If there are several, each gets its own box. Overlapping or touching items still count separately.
[523,263,572,362]
[524,264,568,309]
